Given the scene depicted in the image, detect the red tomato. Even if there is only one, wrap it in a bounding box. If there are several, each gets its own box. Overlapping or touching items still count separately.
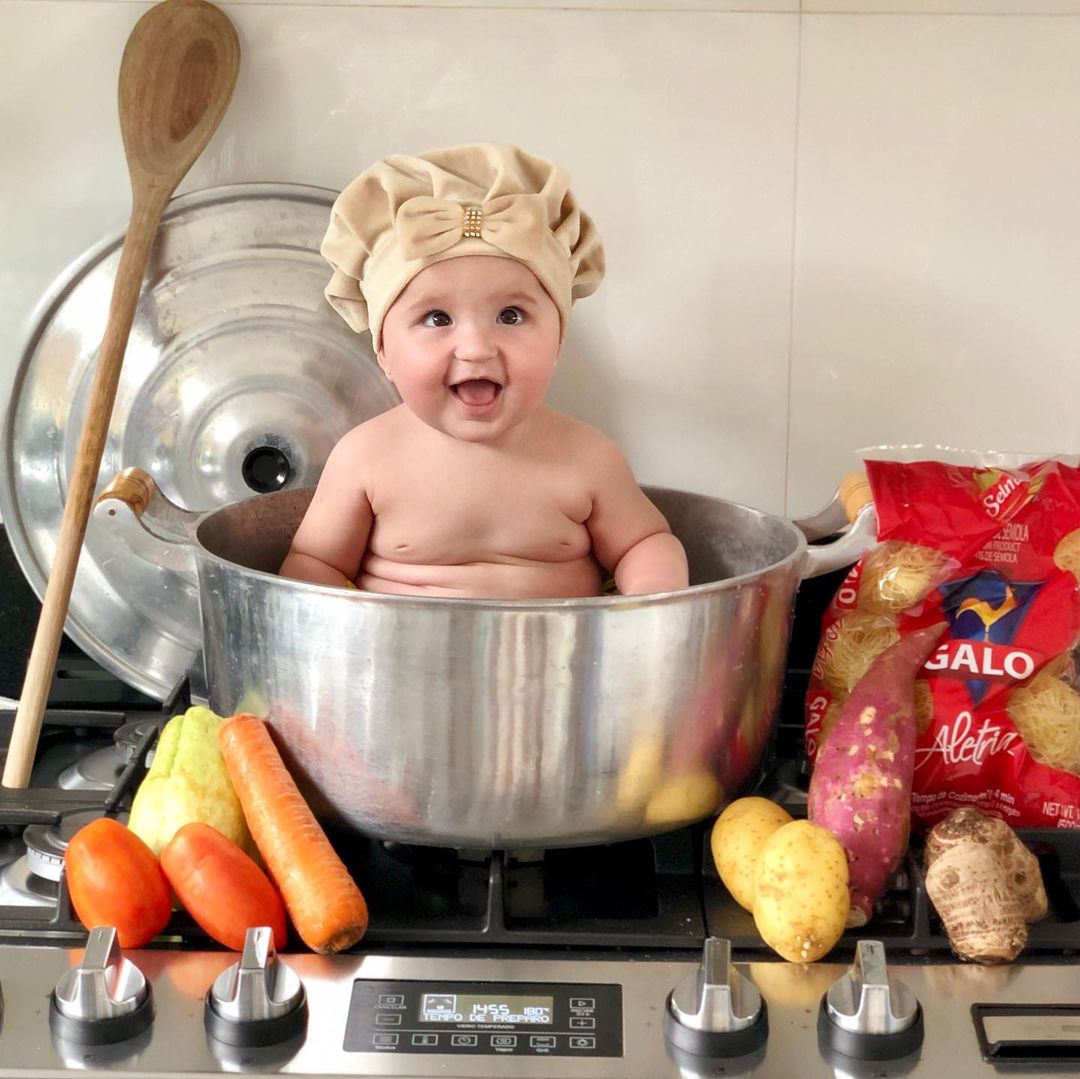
[65,817,172,948]
[160,822,287,951]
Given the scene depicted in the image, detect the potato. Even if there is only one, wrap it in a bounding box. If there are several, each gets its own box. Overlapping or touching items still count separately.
[615,733,665,813]
[643,771,723,826]
[710,797,793,911]
[753,820,849,963]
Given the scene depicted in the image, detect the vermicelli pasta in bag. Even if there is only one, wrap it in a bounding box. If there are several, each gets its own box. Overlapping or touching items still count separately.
[817,612,900,698]
[1053,529,1080,579]
[806,451,1080,829]
[856,541,953,614]
[1006,671,1080,776]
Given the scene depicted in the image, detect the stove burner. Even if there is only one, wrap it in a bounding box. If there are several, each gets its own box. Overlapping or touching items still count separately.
[23,808,114,883]
[55,719,160,790]
[57,747,123,791]
[0,855,58,908]
[114,719,162,762]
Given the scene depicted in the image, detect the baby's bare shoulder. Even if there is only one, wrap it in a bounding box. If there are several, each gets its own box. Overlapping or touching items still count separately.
[319,408,408,489]
[540,410,629,478]
[332,406,409,455]
[541,409,620,456]
[348,405,409,440]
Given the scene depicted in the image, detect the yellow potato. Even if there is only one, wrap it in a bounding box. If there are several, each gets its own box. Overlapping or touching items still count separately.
[615,733,666,813]
[710,797,793,912]
[753,820,849,963]
[643,770,723,826]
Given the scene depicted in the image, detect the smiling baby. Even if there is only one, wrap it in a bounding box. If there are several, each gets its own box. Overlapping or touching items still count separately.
[278,144,688,598]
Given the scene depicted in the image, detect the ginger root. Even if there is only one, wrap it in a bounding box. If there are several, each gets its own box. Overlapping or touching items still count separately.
[924,808,1047,963]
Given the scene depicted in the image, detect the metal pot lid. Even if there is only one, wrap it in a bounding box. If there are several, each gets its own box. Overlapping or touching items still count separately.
[0,183,398,702]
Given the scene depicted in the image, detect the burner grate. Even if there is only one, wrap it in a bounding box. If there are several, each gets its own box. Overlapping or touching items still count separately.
[336,825,708,950]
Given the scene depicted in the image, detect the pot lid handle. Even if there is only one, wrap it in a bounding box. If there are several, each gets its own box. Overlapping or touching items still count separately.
[94,468,201,572]
[91,469,206,697]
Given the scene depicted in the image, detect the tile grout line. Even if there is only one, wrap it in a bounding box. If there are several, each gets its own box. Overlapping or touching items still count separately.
[782,8,803,518]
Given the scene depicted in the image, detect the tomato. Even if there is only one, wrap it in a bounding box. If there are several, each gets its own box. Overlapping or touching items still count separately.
[160,822,287,951]
[65,817,172,948]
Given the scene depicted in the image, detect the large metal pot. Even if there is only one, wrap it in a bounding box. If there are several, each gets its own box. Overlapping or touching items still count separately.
[95,468,874,849]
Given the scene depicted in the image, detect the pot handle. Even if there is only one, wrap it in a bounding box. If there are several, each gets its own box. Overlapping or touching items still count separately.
[796,472,878,580]
[92,467,200,575]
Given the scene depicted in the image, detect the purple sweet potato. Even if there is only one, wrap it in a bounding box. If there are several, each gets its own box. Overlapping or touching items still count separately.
[808,622,946,927]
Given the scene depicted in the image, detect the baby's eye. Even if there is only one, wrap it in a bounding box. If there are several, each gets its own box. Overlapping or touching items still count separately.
[423,310,452,327]
[497,306,525,326]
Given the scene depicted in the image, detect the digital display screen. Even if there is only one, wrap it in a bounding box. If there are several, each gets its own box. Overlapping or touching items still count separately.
[420,992,554,1025]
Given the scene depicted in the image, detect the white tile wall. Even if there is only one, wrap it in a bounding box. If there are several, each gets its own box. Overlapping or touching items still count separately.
[3,1,1080,528]
[788,13,1080,515]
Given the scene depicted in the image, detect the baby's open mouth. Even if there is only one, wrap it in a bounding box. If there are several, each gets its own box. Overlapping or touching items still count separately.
[451,378,503,407]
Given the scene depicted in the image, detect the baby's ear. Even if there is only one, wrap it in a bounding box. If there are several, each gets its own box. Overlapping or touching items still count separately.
[375,350,394,382]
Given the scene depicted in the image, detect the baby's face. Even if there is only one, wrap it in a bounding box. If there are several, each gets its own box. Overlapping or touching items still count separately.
[378,256,562,445]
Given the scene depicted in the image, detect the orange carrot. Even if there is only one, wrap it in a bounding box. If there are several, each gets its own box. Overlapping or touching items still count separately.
[218,714,368,953]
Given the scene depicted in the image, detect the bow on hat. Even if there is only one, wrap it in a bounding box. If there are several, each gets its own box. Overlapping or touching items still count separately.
[395,193,554,263]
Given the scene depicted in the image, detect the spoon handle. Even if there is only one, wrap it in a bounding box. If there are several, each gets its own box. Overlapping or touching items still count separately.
[2,0,238,789]
[1,190,169,789]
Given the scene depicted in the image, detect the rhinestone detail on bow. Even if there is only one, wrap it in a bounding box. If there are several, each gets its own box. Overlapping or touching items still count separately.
[461,206,484,239]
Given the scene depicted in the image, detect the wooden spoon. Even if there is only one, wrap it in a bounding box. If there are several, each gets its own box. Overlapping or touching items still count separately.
[2,0,239,788]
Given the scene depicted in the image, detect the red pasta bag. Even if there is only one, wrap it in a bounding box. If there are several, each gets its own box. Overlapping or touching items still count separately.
[805,450,1080,829]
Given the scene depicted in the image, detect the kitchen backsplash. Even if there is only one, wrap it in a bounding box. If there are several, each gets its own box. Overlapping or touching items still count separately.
[3,0,1079,520]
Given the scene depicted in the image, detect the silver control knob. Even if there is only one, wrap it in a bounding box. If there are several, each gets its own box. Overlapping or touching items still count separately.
[50,926,153,1044]
[205,926,307,1047]
[819,940,924,1060]
[664,938,768,1057]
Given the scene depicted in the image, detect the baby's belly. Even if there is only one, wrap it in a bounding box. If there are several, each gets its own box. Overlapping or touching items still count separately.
[357,553,604,599]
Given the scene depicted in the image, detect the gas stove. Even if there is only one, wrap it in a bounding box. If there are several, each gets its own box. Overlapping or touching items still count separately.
[1,562,1079,1077]
[4,710,1080,1075]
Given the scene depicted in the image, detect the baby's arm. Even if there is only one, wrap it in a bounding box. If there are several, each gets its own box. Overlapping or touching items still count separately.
[585,436,689,595]
[279,428,373,587]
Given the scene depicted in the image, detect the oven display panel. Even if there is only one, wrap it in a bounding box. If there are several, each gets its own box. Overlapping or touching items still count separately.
[346,979,622,1057]
[421,992,554,1024]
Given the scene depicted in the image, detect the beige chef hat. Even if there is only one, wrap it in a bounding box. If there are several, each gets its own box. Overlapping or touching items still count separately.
[321,143,605,349]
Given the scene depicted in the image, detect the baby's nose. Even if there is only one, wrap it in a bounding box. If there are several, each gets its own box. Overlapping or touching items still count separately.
[453,322,497,359]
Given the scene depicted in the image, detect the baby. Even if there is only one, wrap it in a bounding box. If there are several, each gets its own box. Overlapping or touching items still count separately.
[279,144,688,598]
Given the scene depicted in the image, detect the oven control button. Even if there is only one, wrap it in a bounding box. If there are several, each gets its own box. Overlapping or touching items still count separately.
[49,926,154,1044]
[204,926,308,1047]
[663,937,768,1058]
[818,940,924,1060]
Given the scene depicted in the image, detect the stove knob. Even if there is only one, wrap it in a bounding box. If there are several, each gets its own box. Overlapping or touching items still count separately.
[818,940,924,1060]
[204,926,307,1047]
[49,926,154,1044]
[663,937,768,1057]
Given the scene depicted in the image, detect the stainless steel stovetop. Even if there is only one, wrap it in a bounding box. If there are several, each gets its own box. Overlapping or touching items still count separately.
[0,945,1078,1078]
[3,712,1080,1078]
